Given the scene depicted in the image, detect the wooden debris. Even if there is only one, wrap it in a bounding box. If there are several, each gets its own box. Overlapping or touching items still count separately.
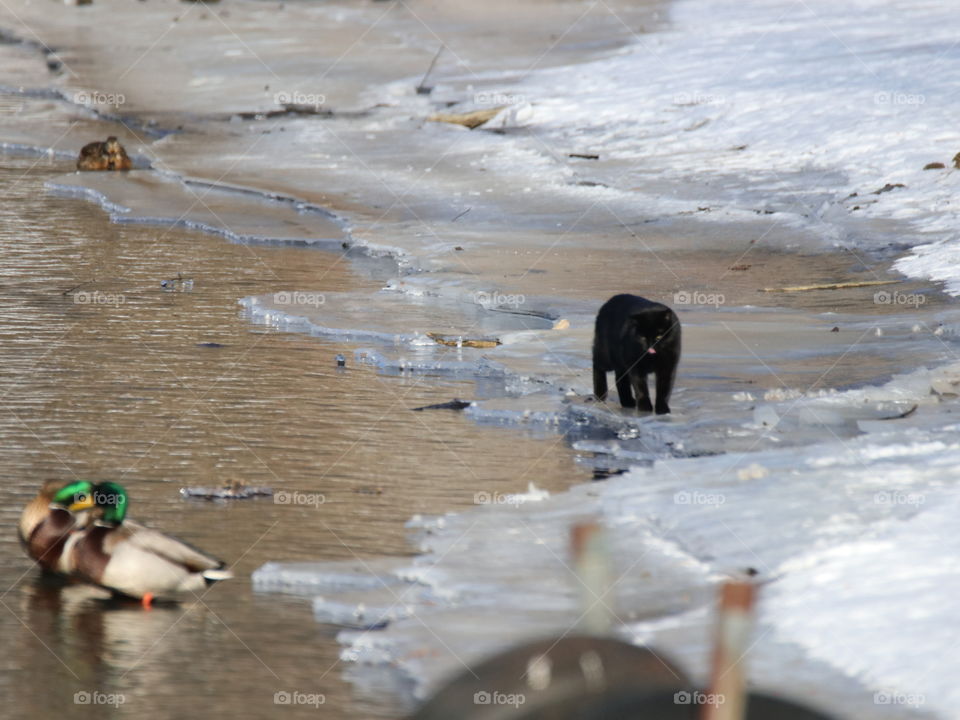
[931,378,960,397]
[761,280,897,293]
[568,153,599,160]
[427,332,500,348]
[427,106,504,130]
[872,182,906,195]
[180,480,273,500]
[231,106,375,121]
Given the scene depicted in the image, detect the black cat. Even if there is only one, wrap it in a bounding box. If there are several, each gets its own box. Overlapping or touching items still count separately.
[593,294,681,414]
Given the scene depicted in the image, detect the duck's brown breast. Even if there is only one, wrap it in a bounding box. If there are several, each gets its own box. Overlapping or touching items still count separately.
[26,508,75,571]
[73,525,112,582]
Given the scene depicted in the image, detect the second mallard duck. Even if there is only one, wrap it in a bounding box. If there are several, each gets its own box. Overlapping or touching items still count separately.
[76,136,132,171]
[18,479,95,575]
[65,481,233,607]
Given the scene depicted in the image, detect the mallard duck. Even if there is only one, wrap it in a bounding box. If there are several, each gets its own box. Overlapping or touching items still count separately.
[76,136,132,171]
[66,482,233,607]
[18,480,95,575]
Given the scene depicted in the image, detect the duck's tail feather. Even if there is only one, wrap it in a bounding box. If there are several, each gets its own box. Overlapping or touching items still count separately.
[202,568,234,585]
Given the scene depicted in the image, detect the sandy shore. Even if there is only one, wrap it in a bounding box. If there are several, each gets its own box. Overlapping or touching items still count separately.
[1,0,949,410]
[0,0,942,321]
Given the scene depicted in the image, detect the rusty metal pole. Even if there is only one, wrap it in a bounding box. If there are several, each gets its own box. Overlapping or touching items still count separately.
[570,521,615,635]
[703,581,756,720]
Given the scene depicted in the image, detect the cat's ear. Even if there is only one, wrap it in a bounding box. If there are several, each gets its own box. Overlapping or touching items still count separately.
[658,309,678,334]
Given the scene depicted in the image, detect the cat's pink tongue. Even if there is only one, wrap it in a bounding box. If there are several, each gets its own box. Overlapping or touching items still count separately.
[648,348,657,355]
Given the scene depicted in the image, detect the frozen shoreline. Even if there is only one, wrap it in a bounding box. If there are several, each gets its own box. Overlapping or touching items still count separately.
[3,0,960,717]
[257,360,960,719]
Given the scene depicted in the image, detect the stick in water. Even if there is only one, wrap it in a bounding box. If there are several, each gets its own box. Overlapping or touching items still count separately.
[416,46,444,94]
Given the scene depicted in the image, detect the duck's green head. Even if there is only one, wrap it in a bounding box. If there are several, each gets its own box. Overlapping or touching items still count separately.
[51,481,95,512]
[92,482,128,526]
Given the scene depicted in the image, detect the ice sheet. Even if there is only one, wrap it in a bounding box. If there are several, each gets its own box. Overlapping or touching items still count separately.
[254,362,960,718]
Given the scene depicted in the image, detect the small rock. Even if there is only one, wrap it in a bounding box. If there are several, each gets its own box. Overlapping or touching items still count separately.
[354,486,384,495]
[924,162,946,170]
[412,399,472,412]
[592,468,626,481]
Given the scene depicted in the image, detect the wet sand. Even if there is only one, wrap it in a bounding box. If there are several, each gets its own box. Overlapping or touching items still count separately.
[0,0,945,334]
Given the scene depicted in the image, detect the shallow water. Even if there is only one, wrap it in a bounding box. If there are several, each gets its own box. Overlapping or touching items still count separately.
[0,156,590,719]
